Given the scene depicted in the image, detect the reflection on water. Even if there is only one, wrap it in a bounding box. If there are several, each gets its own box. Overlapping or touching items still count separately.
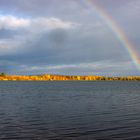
[0,81,140,139]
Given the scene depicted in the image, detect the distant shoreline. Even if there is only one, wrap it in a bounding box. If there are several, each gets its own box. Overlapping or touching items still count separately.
[0,74,140,81]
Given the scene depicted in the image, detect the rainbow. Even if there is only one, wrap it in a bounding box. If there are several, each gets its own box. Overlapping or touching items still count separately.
[80,0,140,69]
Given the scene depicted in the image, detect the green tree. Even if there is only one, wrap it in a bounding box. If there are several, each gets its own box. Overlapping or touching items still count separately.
[0,72,6,77]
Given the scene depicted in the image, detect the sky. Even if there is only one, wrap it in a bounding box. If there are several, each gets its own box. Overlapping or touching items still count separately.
[0,0,140,76]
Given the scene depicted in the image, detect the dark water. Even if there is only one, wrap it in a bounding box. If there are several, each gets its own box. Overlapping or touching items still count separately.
[0,81,140,140]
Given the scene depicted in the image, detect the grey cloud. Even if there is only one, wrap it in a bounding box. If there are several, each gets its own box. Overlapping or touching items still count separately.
[0,0,139,75]
[1,24,132,75]
[0,29,15,39]
[7,60,138,76]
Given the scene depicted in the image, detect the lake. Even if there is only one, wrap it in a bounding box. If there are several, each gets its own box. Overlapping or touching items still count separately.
[0,81,140,140]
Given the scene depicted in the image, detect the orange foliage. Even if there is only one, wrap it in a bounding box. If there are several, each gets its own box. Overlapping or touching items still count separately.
[0,74,140,81]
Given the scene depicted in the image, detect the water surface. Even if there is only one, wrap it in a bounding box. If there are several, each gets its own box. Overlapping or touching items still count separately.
[0,81,140,140]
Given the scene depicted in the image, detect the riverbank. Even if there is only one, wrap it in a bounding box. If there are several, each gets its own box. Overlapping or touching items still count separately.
[0,74,140,81]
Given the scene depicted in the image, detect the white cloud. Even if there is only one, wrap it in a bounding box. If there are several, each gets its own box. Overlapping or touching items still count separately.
[32,17,78,30]
[0,15,30,29]
[0,15,78,31]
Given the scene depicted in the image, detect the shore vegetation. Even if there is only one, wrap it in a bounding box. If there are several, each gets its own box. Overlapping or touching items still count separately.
[0,73,140,81]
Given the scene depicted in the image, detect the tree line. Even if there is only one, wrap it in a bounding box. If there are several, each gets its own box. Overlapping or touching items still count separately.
[0,74,140,81]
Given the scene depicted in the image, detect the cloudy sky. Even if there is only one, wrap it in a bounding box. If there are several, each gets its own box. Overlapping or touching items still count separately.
[0,0,140,76]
